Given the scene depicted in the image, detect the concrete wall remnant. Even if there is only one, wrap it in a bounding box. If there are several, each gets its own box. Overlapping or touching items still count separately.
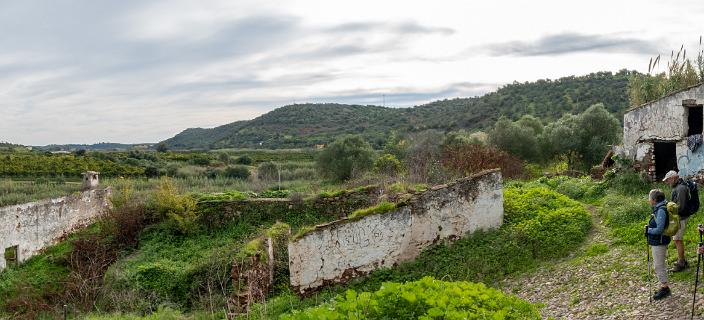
[0,188,112,271]
[82,171,100,190]
[288,169,503,294]
[620,83,704,180]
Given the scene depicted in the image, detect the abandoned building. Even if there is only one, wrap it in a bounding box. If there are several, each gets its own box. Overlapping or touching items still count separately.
[619,83,704,181]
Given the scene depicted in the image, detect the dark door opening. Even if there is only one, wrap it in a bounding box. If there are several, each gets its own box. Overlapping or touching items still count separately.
[4,245,18,268]
[688,106,703,136]
[654,142,678,180]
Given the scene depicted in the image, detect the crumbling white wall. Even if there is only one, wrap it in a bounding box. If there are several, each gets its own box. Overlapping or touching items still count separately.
[288,170,503,294]
[0,188,112,271]
[621,84,704,178]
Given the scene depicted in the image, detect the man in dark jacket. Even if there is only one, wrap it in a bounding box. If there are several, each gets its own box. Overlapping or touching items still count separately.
[646,189,671,300]
[663,170,690,271]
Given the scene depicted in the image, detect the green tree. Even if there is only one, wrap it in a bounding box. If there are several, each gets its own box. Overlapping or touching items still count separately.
[516,115,543,135]
[489,117,540,162]
[539,104,620,170]
[317,136,374,181]
[156,142,168,153]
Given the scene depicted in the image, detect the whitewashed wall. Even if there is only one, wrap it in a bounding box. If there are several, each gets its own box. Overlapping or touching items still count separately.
[288,170,503,294]
[622,84,704,165]
[0,188,111,271]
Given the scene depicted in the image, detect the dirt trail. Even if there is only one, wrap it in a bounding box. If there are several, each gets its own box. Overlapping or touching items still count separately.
[501,206,704,319]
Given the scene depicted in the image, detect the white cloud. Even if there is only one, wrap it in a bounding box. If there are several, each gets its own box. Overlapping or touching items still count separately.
[0,0,703,145]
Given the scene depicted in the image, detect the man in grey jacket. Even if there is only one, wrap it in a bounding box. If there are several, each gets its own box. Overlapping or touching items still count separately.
[663,170,690,272]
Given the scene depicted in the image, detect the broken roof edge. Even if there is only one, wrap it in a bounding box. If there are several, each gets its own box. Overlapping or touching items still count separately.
[625,82,704,114]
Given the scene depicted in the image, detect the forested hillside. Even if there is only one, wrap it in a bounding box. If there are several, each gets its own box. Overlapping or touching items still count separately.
[163,70,633,149]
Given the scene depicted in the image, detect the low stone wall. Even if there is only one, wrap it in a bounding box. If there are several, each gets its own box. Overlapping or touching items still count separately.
[0,188,112,271]
[288,170,504,294]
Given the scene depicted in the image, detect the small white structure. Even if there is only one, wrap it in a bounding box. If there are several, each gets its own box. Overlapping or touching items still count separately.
[620,84,704,180]
[82,171,100,190]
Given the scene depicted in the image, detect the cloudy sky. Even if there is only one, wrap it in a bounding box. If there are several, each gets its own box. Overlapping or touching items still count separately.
[1,0,703,145]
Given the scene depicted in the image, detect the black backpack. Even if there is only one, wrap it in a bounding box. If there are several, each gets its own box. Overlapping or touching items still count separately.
[685,180,700,216]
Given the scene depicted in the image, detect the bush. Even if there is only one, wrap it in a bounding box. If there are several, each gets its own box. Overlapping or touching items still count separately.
[152,179,198,234]
[235,155,253,165]
[317,136,374,181]
[606,171,652,196]
[188,155,211,166]
[503,186,579,226]
[373,154,403,176]
[504,186,591,258]
[144,167,159,178]
[441,144,526,179]
[258,162,278,181]
[224,166,250,180]
[281,277,541,319]
[536,176,606,202]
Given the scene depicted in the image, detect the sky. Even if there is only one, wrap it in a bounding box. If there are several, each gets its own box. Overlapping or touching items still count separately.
[1,0,703,145]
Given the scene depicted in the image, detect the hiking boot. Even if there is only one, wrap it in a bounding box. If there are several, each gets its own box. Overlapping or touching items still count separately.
[653,287,671,300]
[673,260,689,272]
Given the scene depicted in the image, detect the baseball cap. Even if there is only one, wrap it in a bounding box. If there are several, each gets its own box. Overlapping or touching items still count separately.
[662,170,679,181]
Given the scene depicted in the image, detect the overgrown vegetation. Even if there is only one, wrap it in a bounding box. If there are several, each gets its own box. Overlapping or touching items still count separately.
[629,38,704,106]
[281,277,541,319]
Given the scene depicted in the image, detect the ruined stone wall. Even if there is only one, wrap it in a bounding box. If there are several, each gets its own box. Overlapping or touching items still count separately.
[288,170,503,294]
[623,98,685,160]
[622,84,704,178]
[0,188,112,271]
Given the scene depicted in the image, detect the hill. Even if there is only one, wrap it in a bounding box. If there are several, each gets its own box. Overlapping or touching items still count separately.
[163,70,634,150]
[38,142,154,151]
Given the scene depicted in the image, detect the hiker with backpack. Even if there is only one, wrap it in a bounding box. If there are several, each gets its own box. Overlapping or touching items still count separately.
[663,170,700,272]
[645,189,672,300]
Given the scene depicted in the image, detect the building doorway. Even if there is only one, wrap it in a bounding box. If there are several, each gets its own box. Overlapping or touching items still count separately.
[688,105,703,136]
[654,142,678,180]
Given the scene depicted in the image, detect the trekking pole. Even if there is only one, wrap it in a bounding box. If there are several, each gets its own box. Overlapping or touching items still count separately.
[647,238,652,304]
[692,224,704,319]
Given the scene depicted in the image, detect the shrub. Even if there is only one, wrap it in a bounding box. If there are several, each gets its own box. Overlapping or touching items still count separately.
[188,155,210,166]
[373,154,403,176]
[504,186,591,259]
[144,167,159,178]
[235,155,253,165]
[511,206,591,259]
[194,191,250,202]
[536,176,606,202]
[152,179,198,234]
[224,166,250,180]
[258,189,291,198]
[503,186,579,226]
[441,143,526,179]
[204,168,224,179]
[281,277,541,319]
[606,171,652,196]
[257,162,278,181]
[317,136,374,181]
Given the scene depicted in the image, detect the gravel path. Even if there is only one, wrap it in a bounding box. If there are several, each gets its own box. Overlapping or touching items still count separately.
[501,207,704,319]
